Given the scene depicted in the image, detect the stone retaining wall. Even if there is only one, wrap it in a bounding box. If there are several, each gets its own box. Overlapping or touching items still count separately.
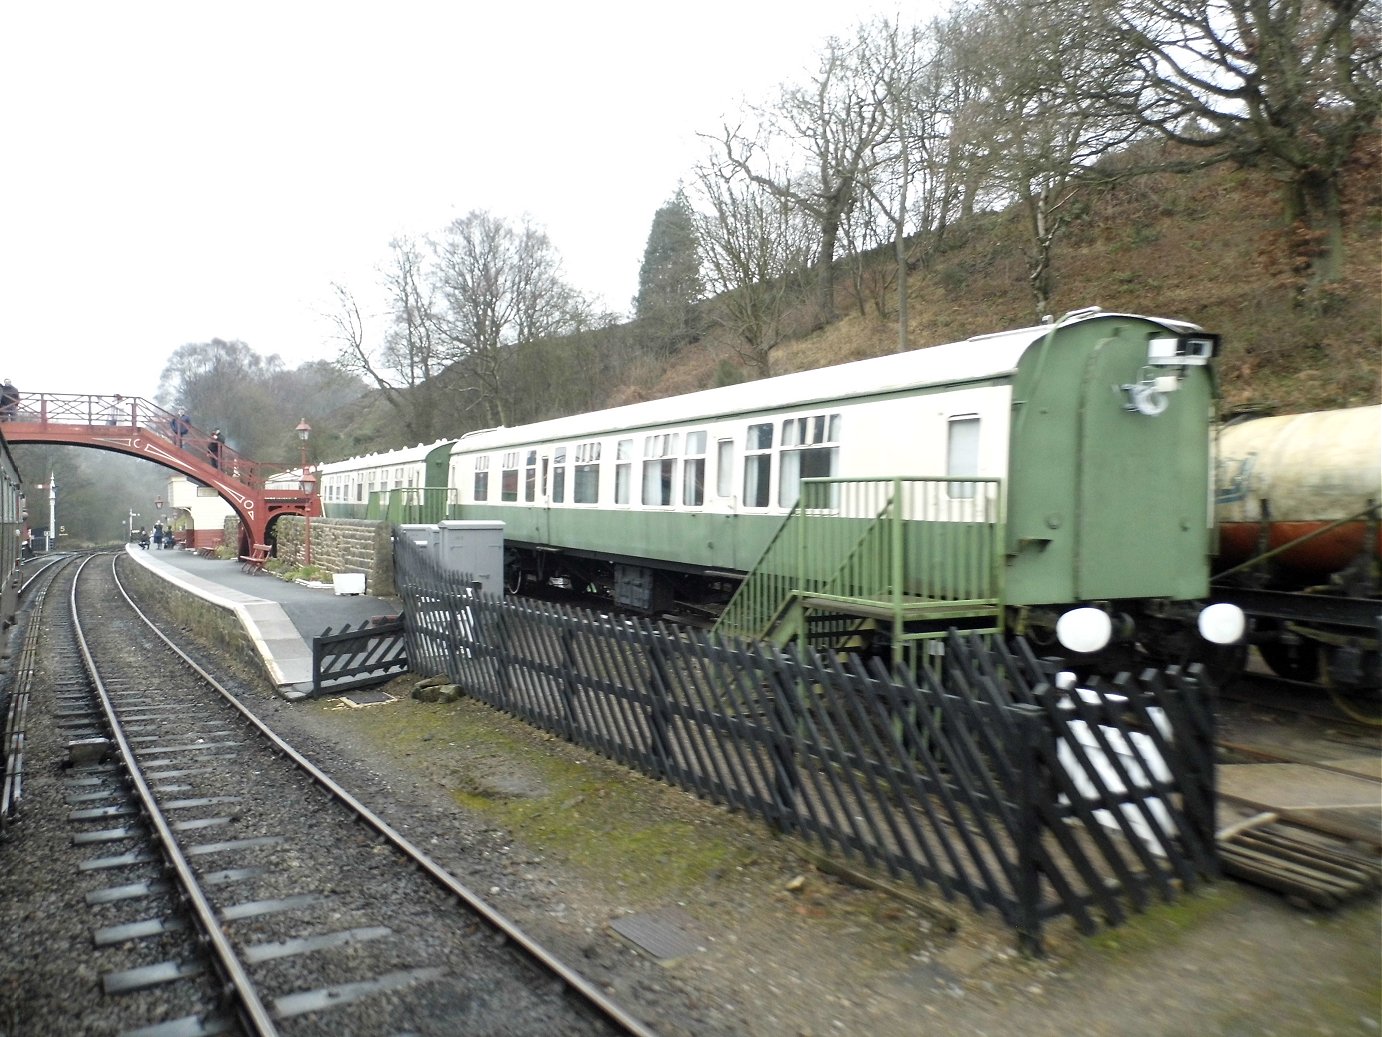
[120,556,268,682]
[225,516,396,597]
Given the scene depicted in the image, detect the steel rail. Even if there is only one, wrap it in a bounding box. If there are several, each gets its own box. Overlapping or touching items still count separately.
[0,556,67,827]
[108,555,660,1037]
[70,554,281,1036]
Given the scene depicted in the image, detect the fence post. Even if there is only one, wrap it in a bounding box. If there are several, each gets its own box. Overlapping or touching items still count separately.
[311,625,331,690]
[559,628,578,741]
[493,603,513,710]
[765,653,802,830]
[1010,701,1048,955]
[645,631,676,780]
[1158,666,1219,877]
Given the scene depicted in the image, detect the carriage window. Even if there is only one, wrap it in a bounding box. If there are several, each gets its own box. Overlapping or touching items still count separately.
[683,431,706,507]
[780,413,841,508]
[947,415,980,499]
[642,432,679,506]
[615,437,633,504]
[716,439,734,497]
[574,441,601,504]
[743,422,773,508]
[524,449,538,503]
[501,451,519,502]
[551,446,567,503]
[473,455,490,502]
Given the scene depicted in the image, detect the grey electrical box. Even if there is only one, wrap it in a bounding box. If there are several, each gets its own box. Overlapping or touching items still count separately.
[438,520,505,598]
[399,523,442,552]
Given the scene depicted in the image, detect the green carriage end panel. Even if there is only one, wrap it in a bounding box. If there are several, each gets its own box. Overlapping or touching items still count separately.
[1004,316,1214,605]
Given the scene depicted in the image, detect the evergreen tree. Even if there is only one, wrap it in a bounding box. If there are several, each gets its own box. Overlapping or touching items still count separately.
[634,192,704,356]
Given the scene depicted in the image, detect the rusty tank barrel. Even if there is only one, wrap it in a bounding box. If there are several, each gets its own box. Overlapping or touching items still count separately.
[1215,405,1381,579]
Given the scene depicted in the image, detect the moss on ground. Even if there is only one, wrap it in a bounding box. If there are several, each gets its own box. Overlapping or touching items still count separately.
[319,681,772,905]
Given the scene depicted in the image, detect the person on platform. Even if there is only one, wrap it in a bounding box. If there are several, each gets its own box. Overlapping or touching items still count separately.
[1,379,18,422]
[137,526,149,550]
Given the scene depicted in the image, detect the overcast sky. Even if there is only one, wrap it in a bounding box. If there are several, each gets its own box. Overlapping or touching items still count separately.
[1,2,942,404]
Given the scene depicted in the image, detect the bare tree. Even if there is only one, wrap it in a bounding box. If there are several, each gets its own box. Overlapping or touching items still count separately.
[947,0,1141,318]
[327,236,456,444]
[691,159,815,376]
[845,16,966,348]
[709,34,890,325]
[431,211,588,428]
[156,338,287,459]
[1092,0,1381,289]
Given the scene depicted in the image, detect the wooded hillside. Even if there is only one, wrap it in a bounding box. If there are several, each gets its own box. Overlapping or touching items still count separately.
[339,138,1378,454]
[700,139,1382,418]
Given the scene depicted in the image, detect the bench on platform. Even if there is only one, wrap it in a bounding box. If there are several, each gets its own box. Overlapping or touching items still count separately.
[195,545,217,559]
[239,543,272,574]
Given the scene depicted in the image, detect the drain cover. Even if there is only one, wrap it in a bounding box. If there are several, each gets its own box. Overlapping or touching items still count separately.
[609,907,703,960]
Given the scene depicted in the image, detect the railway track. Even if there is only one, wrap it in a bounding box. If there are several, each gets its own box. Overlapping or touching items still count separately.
[0,553,657,1037]
[1216,668,1381,767]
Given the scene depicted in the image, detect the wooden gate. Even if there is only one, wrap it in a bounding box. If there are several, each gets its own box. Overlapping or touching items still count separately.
[311,617,409,694]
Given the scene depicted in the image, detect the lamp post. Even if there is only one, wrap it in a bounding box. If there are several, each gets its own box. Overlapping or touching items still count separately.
[31,475,55,551]
[295,419,313,566]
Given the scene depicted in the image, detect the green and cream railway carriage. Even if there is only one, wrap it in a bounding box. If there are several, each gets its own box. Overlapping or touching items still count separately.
[319,439,456,522]
[448,308,1245,667]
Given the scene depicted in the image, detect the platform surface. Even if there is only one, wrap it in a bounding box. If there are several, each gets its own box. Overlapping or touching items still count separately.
[122,544,399,692]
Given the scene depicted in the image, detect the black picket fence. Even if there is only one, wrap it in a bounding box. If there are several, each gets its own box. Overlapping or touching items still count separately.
[311,617,410,693]
[394,535,1218,950]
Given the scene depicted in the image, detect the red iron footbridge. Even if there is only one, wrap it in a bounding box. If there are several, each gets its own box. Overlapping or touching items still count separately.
[2,393,317,552]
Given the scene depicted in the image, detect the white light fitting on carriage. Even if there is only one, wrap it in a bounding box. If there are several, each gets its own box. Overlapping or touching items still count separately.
[1056,607,1114,654]
[1121,333,1219,416]
[1147,334,1218,367]
[1197,602,1247,645]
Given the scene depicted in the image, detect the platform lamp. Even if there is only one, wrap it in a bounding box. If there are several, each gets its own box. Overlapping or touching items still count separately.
[295,419,314,566]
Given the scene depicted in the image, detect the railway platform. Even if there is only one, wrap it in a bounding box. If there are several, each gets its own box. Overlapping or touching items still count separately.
[120,543,399,693]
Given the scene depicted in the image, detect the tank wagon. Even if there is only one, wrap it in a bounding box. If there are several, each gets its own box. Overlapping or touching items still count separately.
[446,307,1243,671]
[1213,406,1381,690]
[318,439,456,523]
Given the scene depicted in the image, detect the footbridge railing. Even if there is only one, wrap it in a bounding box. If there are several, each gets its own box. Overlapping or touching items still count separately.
[2,392,282,489]
[2,392,313,548]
